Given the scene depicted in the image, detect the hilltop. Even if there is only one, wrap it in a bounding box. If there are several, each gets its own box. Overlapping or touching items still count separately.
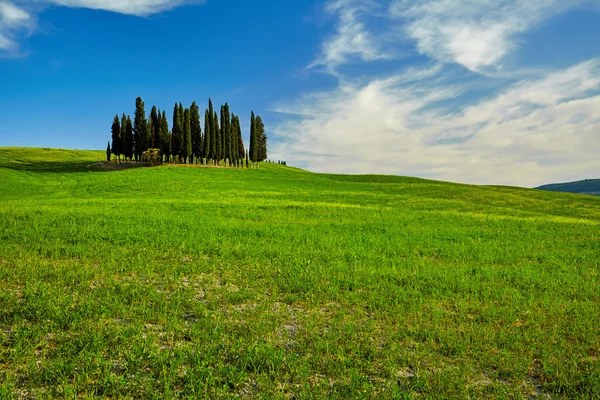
[1,147,599,398]
[537,179,600,196]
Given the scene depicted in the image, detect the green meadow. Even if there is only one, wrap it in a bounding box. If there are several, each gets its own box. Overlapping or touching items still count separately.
[0,147,599,399]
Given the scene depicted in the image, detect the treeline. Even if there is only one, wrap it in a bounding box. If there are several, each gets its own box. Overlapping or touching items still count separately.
[109,97,268,167]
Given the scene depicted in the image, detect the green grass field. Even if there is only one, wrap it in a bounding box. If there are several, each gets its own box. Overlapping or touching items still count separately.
[0,147,599,399]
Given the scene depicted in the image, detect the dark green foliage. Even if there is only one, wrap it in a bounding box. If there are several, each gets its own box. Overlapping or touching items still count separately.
[255,116,267,162]
[111,115,121,161]
[182,108,192,164]
[106,141,111,161]
[150,106,160,149]
[220,104,232,164]
[160,111,171,162]
[214,109,221,162]
[231,113,238,165]
[208,100,216,162]
[191,102,202,164]
[120,114,127,161]
[236,115,245,159]
[249,112,258,162]
[246,149,249,168]
[123,116,134,161]
[171,103,182,162]
[133,97,148,161]
[112,97,255,166]
[203,109,211,161]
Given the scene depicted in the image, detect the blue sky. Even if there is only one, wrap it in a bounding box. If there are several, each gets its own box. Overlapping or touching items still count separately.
[0,0,599,187]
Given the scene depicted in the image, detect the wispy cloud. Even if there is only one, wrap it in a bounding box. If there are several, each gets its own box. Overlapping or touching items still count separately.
[308,0,393,75]
[390,0,589,73]
[274,0,600,186]
[0,2,35,55]
[43,0,202,17]
[273,58,600,187]
[0,0,202,56]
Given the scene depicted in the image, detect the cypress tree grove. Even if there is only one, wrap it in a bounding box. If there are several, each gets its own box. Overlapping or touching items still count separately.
[191,102,202,164]
[256,115,267,162]
[171,103,181,162]
[183,108,192,164]
[161,110,171,162]
[133,97,148,161]
[111,115,122,162]
[204,109,211,162]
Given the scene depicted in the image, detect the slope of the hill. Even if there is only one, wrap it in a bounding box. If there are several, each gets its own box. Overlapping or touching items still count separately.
[537,178,600,196]
[1,147,599,398]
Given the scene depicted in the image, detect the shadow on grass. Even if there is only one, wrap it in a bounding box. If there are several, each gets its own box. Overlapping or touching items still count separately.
[1,160,153,174]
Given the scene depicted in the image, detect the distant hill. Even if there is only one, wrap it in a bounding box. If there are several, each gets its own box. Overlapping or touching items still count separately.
[537,179,600,196]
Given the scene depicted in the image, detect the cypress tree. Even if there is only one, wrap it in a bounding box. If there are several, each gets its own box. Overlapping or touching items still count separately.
[249,112,257,162]
[191,102,202,164]
[231,113,238,166]
[123,116,134,161]
[204,109,211,162]
[171,103,181,162]
[106,141,111,161]
[256,115,267,162]
[120,114,127,160]
[236,115,245,159]
[155,108,162,150]
[150,106,160,148]
[161,110,170,162]
[133,97,148,161]
[214,109,221,162]
[245,149,249,168]
[182,108,192,164]
[220,104,232,164]
[111,115,121,162]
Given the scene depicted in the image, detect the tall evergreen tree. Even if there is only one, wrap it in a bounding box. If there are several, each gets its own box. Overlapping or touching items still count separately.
[255,115,267,162]
[123,115,134,161]
[231,113,238,166]
[236,115,245,159]
[171,103,182,162]
[191,102,202,164]
[182,108,192,164]
[204,109,211,161]
[120,113,127,160]
[111,115,122,161]
[214,108,222,162]
[133,97,148,161]
[220,104,232,163]
[150,106,160,148]
[161,110,170,162]
[249,112,258,162]
[107,141,111,161]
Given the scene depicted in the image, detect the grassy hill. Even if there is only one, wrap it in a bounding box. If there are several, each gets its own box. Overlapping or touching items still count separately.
[537,179,600,196]
[1,147,599,398]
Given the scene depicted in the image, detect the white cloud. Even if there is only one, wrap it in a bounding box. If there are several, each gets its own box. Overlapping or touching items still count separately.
[0,0,201,56]
[272,60,600,187]
[43,0,200,17]
[0,2,34,52]
[390,0,589,73]
[309,0,393,74]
